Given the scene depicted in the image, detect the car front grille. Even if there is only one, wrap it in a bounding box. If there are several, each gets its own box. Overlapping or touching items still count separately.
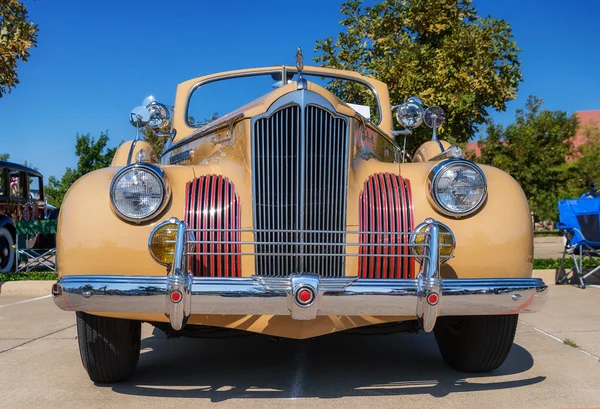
[252,102,349,277]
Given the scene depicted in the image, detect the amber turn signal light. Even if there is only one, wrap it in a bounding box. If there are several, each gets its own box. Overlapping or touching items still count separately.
[411,221,455,263]
[148,220,178,266]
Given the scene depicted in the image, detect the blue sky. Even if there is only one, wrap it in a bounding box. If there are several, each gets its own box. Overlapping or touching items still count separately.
[1,0,599,180]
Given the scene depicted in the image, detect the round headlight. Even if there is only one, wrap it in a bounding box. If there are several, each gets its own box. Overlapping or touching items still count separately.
[110,164,169,222]
[428,160,487,216]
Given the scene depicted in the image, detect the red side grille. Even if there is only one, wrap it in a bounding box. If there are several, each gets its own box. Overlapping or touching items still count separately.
[358,173,415,279]
[185,175,241,277]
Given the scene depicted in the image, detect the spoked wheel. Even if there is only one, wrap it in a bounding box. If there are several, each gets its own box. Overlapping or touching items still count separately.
[434,314,518,373]
[0,227,15,273]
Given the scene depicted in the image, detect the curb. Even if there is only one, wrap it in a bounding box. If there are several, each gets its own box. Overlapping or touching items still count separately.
[0,281,55,297]
[532,269,556,285]
[534,236,565,244]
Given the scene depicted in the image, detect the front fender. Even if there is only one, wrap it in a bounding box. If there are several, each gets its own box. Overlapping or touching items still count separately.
[57,165,196,277]
[0,215,15,238]
[400,161,533,278]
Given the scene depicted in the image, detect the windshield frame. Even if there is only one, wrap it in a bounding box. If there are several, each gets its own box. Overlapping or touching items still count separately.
[184,66,383,128]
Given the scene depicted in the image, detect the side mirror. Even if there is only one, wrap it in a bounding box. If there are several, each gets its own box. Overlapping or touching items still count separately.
[424,106,445,141]
[128,99,176,141]
[129,106,150,128]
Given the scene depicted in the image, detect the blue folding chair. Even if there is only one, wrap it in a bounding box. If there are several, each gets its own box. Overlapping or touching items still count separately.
[556,197,600,288]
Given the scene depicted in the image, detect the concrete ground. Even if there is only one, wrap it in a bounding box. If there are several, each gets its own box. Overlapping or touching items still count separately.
[1,286,599,409]
[534,237,566,259]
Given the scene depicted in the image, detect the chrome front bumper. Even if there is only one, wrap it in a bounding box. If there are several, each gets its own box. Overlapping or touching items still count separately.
[52,219,548,332]
[53,275,547,329]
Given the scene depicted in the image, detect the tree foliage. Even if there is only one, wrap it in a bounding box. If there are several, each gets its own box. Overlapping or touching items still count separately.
[472,97,577,221]
[315,0,522,151]
[45,132,117,207]
[560,123,600,198]
[142,127,166,160]
[0,0,38,97]
[0,153,9,161]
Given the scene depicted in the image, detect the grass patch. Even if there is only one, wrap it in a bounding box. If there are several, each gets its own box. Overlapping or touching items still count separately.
[0,271,58,282]
[533,257,600,270]
[564,338,579,348]
[534,230,562,237]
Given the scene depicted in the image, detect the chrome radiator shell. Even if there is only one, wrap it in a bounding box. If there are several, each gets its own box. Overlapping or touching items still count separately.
[251,91,350,277]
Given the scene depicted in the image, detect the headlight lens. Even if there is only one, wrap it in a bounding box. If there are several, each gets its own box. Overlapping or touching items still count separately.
[429,160,487,216]
[110,165,167,222]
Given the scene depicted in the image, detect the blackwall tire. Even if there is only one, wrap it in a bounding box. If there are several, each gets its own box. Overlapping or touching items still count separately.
[434,314,518,373]
[0,227,15,273]
[76,312,141,383]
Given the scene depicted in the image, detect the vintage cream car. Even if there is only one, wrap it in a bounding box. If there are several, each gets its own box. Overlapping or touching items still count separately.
[53,50,547,383]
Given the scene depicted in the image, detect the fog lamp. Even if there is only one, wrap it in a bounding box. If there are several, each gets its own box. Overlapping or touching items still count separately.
[410,221,455,263]
[149,219,178,266]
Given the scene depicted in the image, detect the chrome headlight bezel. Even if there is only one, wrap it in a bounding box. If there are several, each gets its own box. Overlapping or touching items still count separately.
[427,159,487,217]
[109,164,170,223]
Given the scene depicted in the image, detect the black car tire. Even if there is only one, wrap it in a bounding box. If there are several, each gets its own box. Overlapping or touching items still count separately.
[0,227,15,273]
[76,312,141,383]
[434,314,518,373]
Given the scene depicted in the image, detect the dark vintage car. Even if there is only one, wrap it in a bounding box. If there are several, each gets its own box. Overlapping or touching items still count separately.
[0,161,57,272]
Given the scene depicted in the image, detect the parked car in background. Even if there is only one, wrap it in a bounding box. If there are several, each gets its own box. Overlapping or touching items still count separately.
[53,49,547,383]
[0,161,56,272]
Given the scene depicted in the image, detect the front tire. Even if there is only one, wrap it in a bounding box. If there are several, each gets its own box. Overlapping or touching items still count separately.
[76,312,141,383]
[434,314,518,373]
[0,227,15,273]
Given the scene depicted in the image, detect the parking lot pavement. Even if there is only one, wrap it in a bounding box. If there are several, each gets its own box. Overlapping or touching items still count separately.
[1,286,600,409]
[533,237,566,259]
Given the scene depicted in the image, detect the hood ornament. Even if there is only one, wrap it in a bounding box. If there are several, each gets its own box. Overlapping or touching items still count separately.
[296,47,307,90]
[296,47,303,72]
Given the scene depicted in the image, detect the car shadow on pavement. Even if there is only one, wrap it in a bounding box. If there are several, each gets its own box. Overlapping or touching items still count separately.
[105,329,544,402]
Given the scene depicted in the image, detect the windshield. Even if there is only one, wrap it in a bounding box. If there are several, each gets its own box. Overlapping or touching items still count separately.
[187,70,381,127]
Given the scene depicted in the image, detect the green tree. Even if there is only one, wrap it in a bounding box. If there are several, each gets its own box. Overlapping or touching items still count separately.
[0,153,9,161]
[45,131,117,206]
[474,96,577,221]
[0,0,38,97]
[315,0,522,152]
[560,123,600,198]
[142,127,166,160]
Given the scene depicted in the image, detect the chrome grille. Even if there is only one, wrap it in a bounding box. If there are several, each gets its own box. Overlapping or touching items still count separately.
[253,103,349,277]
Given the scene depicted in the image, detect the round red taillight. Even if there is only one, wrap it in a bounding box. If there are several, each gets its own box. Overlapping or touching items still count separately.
[170,290,182,303]
[298,289,312,303]
[427,292,439,306]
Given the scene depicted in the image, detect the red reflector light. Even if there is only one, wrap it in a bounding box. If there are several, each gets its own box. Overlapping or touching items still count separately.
[427,292,439,305]
[170,290,182,303]
[298,289,312,303]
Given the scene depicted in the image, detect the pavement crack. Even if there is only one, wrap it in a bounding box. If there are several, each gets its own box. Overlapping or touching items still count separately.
[520,320,600,362]
[0,325,75,354]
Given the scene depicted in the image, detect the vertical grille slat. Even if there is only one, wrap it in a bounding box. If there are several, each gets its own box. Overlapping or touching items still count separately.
[358,173,415,279]
[253,103,348,277]
[185,175,241,277]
